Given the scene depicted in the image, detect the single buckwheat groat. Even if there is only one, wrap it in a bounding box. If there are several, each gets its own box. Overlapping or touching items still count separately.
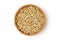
[14,4,46,36]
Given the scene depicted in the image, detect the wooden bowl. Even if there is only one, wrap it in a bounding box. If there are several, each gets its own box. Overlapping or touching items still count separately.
[14,4,46,36]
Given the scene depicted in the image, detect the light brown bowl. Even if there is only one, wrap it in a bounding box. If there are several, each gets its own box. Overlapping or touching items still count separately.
[14,4,46,36]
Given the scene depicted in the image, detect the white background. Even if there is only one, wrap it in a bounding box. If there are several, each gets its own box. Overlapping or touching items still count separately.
[0,0,60,40]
